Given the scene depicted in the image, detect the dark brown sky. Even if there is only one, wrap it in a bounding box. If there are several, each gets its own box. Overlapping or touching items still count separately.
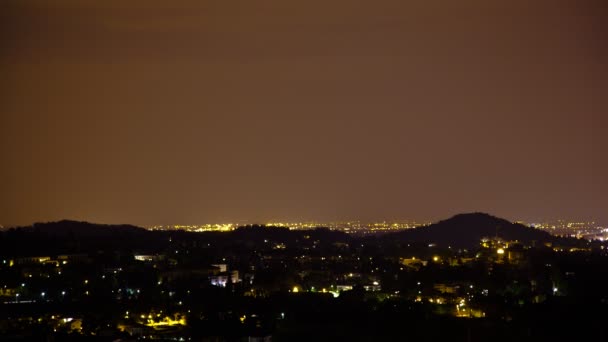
[1,0,607,227]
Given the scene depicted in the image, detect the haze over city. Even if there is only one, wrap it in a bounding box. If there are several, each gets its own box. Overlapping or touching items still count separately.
[2,0,607,227]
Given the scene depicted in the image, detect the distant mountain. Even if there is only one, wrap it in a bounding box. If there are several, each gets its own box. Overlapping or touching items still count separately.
[0,220,351,257]
[0,220,153,256]
[382,212,557,248]
[0,214,584,257]
[24,220,148,237]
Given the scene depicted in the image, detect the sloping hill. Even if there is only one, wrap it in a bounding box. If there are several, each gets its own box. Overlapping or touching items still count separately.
[0,220,350,257]
[384,212,555,248]
[25,220,147,237]
[0,220,154,256]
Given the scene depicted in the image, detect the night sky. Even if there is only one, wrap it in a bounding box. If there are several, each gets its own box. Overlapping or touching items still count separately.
[1,0,606,227]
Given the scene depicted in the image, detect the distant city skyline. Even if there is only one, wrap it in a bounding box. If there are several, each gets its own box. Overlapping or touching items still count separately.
[2,215,605,230]
[146,216,607,240]
[5,214,605,241]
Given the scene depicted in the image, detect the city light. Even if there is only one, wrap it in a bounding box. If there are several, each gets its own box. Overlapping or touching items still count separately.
[1,213,606,339]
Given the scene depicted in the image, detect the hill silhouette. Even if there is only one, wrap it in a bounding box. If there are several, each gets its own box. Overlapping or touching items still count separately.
[25,219,147,236]
[0,214,585,256]
[0,220,350,256]
[382,212,561,248]
[0,220,155,256]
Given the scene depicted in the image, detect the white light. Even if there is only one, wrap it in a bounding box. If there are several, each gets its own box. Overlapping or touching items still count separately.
[41,292,45,297]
